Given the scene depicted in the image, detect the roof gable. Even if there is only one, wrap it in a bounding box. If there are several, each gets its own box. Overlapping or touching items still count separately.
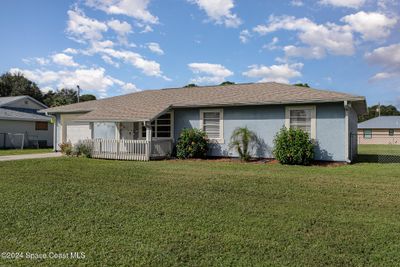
[0,96,47,109]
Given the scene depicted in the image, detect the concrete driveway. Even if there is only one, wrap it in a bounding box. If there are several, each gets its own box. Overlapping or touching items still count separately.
[0,152,63,161]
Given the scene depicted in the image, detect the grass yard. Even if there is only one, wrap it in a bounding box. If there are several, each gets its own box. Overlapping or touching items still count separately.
[1,158,400,266]
[358,144,400,156]
[0,148,53,156]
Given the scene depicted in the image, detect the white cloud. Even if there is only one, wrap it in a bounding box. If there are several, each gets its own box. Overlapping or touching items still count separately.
[253,15,354,57]
[101,55,120,67]
[242,63,303,83]
[122,82,139,92]
[140,25,153,33]
[263,37,279,50]
[239,29,251,43]
[189,0,242,28]
[147,42,164,55]
[290,0,304,7]
[107,19,132,35]
[319,0,366,8]
[365,43,400,80]
[9,67,136,97]
[22,57,50,66]
[93,47,169,79]
[51,53,79,67]
[67,8,108,42]
[188,63,233,84]
[341,12,397,41]
[63,48,79,54]
[85,0,158,24]
[283,45,325,59]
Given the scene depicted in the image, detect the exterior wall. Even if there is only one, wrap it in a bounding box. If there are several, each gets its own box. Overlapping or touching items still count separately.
[357,129,400,145]
[174,102,347,161]
[0,119,53,148]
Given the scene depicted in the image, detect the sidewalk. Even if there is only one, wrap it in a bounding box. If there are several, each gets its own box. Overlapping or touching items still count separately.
[0,152,63,161]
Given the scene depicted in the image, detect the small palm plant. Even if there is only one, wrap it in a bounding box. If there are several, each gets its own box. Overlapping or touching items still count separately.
[229,127,257,161]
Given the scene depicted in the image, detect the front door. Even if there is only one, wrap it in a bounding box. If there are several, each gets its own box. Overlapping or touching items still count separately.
[120,122,134,140]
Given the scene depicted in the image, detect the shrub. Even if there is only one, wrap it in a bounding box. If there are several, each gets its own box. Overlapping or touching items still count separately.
[273,127,314,165]
[59,142,72,156]
[229,127,257,161]
[176,128,208,159]
[72,141,93,158]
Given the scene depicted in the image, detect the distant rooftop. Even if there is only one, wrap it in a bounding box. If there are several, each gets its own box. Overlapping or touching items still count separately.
[358,116,400,129]
[0,96,26,107]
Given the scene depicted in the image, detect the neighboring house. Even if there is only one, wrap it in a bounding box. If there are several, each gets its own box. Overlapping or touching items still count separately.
[358,116,400,145]
[41,82,367,162]
[0,96,53,148]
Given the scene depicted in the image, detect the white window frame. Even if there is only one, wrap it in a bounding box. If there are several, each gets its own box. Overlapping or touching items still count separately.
[139,111,174,140]
[200,108,224,143]
[285,105,316,139]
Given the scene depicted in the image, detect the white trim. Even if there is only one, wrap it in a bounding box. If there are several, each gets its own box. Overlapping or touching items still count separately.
[285,105,316,139]
[200,108,224,143]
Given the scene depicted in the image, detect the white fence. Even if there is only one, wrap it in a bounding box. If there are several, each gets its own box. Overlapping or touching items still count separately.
[87,139,172,161]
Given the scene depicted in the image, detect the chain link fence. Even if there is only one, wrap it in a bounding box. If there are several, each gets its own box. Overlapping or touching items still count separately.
[354,133,400,163]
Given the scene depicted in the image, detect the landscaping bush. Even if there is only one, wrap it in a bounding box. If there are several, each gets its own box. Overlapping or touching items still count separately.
[59,142,72,156]
[72,141,93,158]
[176,128,208,159]
[273,127,314,165]
[229,127,257,161]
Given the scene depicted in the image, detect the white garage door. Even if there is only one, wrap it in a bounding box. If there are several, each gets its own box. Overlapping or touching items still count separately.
[66,122,91,144]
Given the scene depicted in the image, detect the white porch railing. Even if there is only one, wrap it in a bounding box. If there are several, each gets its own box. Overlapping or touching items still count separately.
[87,138,173,161]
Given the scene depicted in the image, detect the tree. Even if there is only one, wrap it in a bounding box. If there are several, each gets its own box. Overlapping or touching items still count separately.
[358,104,400,122]
[229,127,257,161]
[220,81,235,86]
[0,72,43,101]
[183,83,198,88]
[43,89,78,107]
[80,94,96,102]
[293,83,310,88]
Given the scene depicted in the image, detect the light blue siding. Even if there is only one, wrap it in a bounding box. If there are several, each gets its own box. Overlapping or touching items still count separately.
[315,103,345,161]
[173,103,347,161]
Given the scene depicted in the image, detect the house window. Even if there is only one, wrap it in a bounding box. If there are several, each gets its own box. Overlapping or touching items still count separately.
[35,121,48,131]
[363,129,372,139]
[389,129,395,136]
[200,109,224,142]
[141,113,172,139]
[285,106,316,139]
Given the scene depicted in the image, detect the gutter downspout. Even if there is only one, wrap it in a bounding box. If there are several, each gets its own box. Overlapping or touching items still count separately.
[344,101,351,163]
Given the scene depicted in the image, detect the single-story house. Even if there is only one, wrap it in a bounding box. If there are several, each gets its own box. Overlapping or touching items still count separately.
[358,116,400,145]
[0,96,53,148]
[41,82,366,162]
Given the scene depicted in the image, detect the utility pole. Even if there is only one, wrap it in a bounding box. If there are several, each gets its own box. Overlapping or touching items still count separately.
[77,85,81,103]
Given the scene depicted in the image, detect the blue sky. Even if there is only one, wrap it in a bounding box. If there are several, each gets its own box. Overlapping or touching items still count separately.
[0,0,399,107]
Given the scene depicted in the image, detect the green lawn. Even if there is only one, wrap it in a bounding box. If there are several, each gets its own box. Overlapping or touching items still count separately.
[0,148,53,156]
[358,144,400,155]
[1,158,400,266]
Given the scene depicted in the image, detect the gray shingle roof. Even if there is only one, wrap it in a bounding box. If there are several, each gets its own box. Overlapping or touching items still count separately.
[41,82,367,121]
[0,107,51,121]
[358,116,400,129]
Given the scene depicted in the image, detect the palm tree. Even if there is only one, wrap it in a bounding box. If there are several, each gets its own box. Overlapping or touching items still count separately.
[229,127,257,161]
